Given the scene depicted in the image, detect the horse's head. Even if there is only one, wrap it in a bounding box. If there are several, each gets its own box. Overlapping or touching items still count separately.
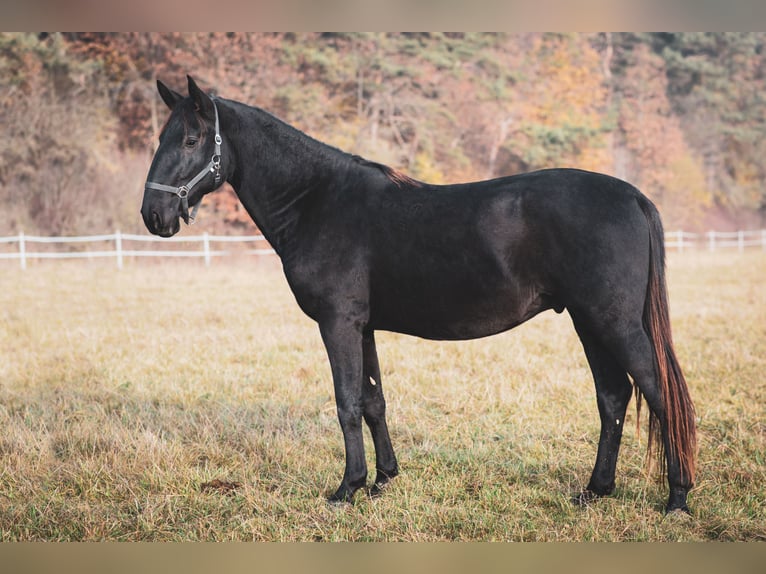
[141,76,227,237]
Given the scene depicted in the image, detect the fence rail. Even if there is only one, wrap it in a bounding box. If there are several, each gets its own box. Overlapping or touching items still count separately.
[1,229,764,268]
[0,231,274,269]
[664,229,766,253]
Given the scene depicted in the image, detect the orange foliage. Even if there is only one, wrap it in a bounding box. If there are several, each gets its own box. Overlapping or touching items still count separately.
[618,44,711,227]
[519,34,612,173]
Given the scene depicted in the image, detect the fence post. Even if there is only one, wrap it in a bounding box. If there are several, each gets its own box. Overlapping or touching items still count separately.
[762,229,766,251]
[707,231,715,252]
[678,230,685,253]
[203,232,211,267]
[19,231,26,270]
[115,230,123,270]
[738,230,744,253]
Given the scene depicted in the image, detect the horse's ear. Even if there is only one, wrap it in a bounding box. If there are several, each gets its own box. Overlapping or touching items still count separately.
[187,75,215,120]
[157,80,183,110]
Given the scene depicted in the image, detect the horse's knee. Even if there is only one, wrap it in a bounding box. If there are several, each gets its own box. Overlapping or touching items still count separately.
[362,381,386,418]
[336,403,363,430]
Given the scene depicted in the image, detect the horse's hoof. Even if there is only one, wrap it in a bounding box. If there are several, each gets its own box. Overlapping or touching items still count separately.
[665,488,691,515]
[326,487,357,506]
[368,471,397,498]
[571,489,602,507]
[368,480,392,498]
[326,495,353,507]
[665,505,692,516]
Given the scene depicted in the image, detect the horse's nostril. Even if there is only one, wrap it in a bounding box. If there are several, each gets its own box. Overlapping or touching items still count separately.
[151,211,162,231]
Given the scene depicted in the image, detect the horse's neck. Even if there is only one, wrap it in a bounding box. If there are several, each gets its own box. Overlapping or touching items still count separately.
[224,101,347,256]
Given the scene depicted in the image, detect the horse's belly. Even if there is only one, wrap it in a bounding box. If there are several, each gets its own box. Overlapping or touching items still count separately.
[369,281,549,341]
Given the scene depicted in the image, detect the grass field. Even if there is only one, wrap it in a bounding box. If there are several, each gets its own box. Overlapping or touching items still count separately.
[0,251,764,541]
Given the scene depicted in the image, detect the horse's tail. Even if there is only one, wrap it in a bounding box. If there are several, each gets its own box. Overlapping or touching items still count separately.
[636,196,697,486]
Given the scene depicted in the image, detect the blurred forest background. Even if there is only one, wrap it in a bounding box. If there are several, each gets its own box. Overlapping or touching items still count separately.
[2,32,766,236]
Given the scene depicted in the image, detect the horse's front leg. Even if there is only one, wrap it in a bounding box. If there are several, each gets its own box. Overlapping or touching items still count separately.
[362,330,399,495]
[320,318,367,503]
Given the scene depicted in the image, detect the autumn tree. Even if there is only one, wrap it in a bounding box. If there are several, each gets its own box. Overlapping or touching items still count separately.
[512,34,611,173]
[0,33,145,235]
[614,42,710,228]
[652,32,766,222]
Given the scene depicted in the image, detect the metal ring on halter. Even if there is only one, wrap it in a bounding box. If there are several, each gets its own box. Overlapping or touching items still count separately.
[177,186,189,199]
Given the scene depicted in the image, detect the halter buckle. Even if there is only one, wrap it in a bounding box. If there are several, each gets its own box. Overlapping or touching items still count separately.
[177,186,189,199]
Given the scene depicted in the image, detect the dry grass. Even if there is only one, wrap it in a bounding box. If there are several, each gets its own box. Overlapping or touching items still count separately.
[0,252,764,541]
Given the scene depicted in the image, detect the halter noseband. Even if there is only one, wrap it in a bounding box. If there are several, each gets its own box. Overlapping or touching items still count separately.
[144,97,223,225]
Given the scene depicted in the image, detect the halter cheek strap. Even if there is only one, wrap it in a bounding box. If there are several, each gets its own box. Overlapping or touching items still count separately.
[145,97,223,225]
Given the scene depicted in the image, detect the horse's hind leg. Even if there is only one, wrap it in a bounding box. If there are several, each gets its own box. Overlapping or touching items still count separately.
[576,315,692,512]
[572,316,633,504]
[362,330,399,495]
[613,328,693,513]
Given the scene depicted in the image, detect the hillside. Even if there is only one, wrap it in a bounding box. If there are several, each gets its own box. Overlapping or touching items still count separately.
[2,32,765,235]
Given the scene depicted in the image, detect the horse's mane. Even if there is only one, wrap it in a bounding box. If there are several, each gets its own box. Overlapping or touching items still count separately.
[350,156,423,189]
[159,98,423,190]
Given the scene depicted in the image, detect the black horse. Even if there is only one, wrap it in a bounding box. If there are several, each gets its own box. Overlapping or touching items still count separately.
[141,76,696,513]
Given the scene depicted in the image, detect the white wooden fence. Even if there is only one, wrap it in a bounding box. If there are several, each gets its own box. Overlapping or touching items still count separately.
[0,229,764,269]
[0,231,274,269]
[664,230,766,253]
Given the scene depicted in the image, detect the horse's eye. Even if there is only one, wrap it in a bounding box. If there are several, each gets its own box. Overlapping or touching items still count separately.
[184,137,198,148]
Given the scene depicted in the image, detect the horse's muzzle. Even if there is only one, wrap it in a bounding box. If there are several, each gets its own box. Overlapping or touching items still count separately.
[141,202,180,238]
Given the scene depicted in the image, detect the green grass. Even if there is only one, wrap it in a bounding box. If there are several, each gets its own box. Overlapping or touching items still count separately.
[0,252,764,541]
